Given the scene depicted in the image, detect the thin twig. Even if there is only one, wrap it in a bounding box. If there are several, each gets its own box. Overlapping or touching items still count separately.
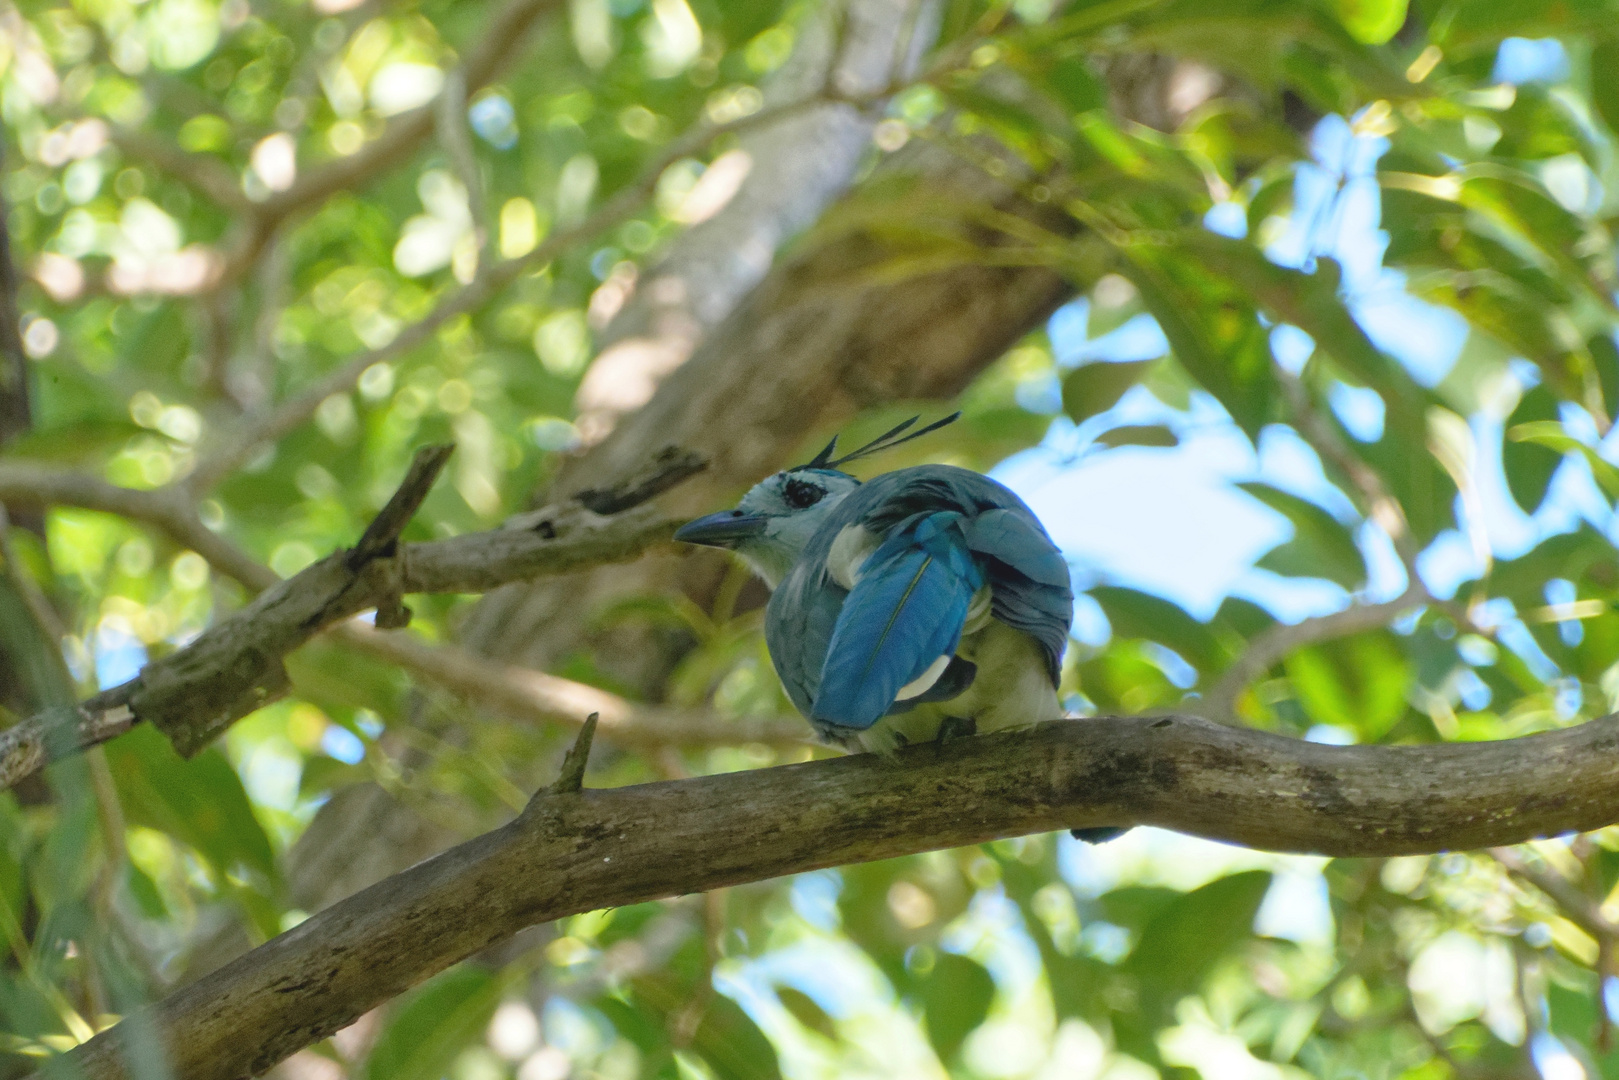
[348,444,455,567]
[1278,367,1420,571]
[1491,846,1618,941]
[544,713,598,795]
[1195,367,1438,724]
[1200,579,1430,724]
[436,68,488,256]
[0,460,276,590]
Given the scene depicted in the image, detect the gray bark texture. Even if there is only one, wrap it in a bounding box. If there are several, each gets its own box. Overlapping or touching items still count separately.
[57,711,1619,1080]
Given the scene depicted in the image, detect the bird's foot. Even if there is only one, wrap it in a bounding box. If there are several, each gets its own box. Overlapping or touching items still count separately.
[1070,827,1129,844]
[935,716,977,742]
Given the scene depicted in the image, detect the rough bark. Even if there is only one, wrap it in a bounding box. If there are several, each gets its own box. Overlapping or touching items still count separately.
[58,711,1619,1080]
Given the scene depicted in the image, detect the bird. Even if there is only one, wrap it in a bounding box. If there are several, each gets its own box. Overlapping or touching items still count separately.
[674,414,1073,753]
[674,415,1127,844]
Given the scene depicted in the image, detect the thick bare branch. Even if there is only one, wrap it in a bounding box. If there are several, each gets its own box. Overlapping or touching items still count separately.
[57,711,1619,1080]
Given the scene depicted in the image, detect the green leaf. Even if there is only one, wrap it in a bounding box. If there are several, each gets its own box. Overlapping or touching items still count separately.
[1114,871,1272,1058]
[1124,254,1275,437]
[363,965,504,1080]
[602,968,784,1080]
[105,724,277,885]
[1594,40,1619,134]
[1045,56,1107,114]
[1508,421,1619,498]
[1088,585,1225,671]
[1502,384,1563,513]
[1062,359,1157,424]
[1592,332,1619,423]
[922,953,995,1062]
[1096,424,1178,448]
[1333,0,1407,44]
[776,987,836,1040]
[693,990,784,1080]
[123,863,169,920]
[1238,483,1367,590]
[1285,633,1413,739]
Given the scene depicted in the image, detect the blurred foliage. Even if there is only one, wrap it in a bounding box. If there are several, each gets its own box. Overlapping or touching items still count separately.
[4,0,1619,1077]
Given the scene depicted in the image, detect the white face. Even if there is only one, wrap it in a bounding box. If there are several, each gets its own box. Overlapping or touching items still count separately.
[731,469,861,587]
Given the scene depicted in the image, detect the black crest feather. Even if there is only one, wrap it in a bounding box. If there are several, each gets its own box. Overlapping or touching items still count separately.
[791,412,961,472]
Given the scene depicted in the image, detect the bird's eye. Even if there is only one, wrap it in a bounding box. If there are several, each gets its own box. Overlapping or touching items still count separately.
[783,478,824,510]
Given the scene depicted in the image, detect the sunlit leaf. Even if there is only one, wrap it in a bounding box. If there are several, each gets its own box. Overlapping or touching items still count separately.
[1285,633,1413,739]
[1508,421,1619,498]
[1502,385,1563,513]
[1095,423,1177,447]
[1238,483,1366,589]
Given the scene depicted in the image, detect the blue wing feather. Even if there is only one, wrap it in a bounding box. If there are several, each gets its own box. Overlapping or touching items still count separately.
[962,507,1073,683]
[765,464,1073,730]
[811,513,983,730]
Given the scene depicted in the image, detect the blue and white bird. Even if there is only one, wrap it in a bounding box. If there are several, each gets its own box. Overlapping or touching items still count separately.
[674,415,1074,754]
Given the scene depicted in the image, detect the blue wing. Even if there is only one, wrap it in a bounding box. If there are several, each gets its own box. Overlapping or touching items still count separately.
[764,464,1073,726]
[766,569,839,718]
[963,507,1073,683]
[811,512,984,730]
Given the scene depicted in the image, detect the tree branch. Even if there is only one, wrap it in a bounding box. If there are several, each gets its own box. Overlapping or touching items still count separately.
[0,460,275,590]
[331,621,806,748]
[55,711,1619,1080]
[0,447,704,785]
[1193,367,1438,723]
[1491,846,1618,941]
[1199,579,1431,723]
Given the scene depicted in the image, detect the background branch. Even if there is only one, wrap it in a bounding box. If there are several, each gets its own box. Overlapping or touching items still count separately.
[1199,579,1432,723]
[58,710,1619,1080]
[0,460,275,590]
[332,621,806,748]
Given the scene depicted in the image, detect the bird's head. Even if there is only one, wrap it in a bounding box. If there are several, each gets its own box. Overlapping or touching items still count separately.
[674,413,961,587]
[673,467,860,587]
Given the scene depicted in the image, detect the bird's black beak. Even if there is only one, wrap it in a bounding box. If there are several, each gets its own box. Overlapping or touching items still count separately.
[674,510,768,548]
